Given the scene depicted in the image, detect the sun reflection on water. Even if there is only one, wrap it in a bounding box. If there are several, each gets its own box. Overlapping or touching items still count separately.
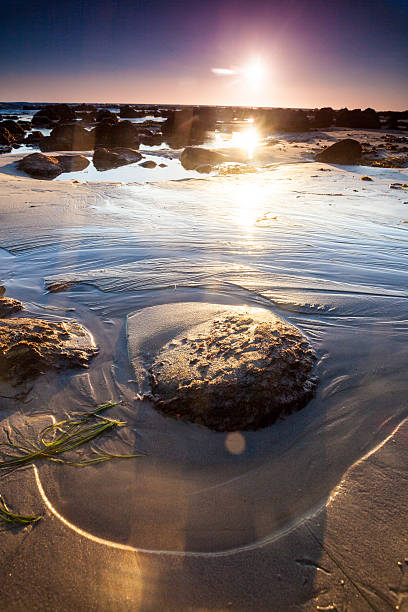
[214,126,260,159]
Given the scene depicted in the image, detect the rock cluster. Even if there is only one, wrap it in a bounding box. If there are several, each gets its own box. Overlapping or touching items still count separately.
[19,153,89,179]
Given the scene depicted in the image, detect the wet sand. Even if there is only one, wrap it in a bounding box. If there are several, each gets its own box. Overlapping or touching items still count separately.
[0,131,408,610]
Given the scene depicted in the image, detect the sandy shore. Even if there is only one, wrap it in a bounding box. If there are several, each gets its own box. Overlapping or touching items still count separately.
[0,133,408,610]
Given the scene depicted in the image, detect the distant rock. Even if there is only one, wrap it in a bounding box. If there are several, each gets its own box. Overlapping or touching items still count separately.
[159,163,167,167]
[19,153,63,179]
[180,146,225,170]
[149,309,317,431]
[92,120,139,148]
[93,147,142,170]
[24,130,45,144]
[139,160,157,168]
[119,105,144,118]
[335,108,380,129]
[32,104,76,127]
[95,109,118,123]
[0,318,98,383]
[40,124,94,151]
[316,139,362,164]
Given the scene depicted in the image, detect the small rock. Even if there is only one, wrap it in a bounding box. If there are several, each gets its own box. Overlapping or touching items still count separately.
[361,175,373,181]
[139,160,157,168]
[180,146,226,170]
[0,318,98,383]
[0,297,23,318]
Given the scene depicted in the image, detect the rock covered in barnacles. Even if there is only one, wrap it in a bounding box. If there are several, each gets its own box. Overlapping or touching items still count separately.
[148,309,317,431]
[0,318,98,383]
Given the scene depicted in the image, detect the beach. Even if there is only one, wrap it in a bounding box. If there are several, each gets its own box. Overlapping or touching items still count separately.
[1,118,408,610]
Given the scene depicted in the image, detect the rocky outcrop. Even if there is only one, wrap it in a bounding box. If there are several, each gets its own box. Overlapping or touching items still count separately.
[91,120,140,148]
[95,109,118,123]
[0,120,25,142]
[336,108,380,129]
[162,109,210,146]
[40,124,94,151]
[19,152,90,178]
[149,309,317,431]
[0,318,98,383]
[180,146,225,170]
[32,104,76,127]
[0,126,14,147]
[119,105,144,118]
[93,147,142,170]
[316,139,362,164]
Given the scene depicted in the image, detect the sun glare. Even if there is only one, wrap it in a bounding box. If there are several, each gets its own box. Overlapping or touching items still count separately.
[242,58,265,90]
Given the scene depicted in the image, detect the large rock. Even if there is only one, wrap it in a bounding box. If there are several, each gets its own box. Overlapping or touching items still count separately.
[148,308,317,431]
[0,120,25,142]
[0,318,98,383]
[0,126,14,146]
[180,146,225,170]
[57,154,90,172]
[93,147,142,170]
[316,138,362,164]
[40,124,94,151]
[95,109,118,123]
[92,120,139,148]
[19,152,89,178]
[162,109,209,146]
[19,153,63,179]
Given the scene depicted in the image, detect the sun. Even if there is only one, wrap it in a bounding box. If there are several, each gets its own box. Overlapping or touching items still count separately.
[242,58,265,90]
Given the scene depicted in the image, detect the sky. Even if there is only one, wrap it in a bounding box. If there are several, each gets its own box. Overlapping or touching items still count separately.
[1,0,407,110]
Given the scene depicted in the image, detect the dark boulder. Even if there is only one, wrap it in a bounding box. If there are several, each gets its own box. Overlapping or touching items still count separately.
[24,131,44,144]
[92,120,139,148]
[0,120,26,142]
[58,154,90,172]
[119,105,144,118]
[40,124,95,151]
[139,160,157,168]
[95,109,118,123]
[316,139,362,164]
[0,127,14,147]
[32,104,75,127]
[180,146,225,170]
[19,153,63,179]
[162,109,209,146]
[93,147,142,170]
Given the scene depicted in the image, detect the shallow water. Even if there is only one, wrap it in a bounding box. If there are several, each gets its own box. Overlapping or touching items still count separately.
[1,156,408,552]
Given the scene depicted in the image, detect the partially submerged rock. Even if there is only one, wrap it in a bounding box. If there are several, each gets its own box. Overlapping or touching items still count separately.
[180,147,226,170]
[139,160,157,168]
[0,297,23,318]
[0,318,98,383]
[93,147,142,170]
[316,139,362,164]
[149,309,317,431]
